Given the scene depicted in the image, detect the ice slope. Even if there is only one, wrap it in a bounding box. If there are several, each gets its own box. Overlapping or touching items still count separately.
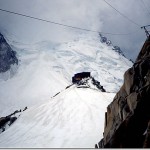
[0,85,115,148]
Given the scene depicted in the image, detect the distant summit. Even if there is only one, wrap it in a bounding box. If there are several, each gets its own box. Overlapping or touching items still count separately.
[0,33,18,73]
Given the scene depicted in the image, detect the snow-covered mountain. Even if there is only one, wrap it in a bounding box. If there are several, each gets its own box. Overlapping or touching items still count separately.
[0,32,132,148]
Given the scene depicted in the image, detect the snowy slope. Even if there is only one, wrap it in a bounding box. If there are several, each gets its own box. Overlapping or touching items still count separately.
[0,32,132,148]
[0,33,132,116]
[0,85,115,148]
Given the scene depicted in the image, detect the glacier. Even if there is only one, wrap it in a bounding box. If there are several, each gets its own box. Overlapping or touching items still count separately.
[0,32,132,148]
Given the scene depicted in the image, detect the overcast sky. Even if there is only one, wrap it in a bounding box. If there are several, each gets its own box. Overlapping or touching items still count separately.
[0,0,150,60]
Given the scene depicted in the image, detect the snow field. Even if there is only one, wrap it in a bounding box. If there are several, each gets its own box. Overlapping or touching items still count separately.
[0,86,115,148]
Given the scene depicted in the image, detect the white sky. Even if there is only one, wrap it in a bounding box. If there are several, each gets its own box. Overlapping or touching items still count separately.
[0,0,150,60]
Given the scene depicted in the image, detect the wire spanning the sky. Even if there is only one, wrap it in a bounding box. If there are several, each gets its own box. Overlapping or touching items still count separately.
[102,0,141,27]
[0,8,138,36]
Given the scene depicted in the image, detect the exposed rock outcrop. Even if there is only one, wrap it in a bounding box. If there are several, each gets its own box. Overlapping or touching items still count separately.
[0,107,27,134]
[96,36,150,148]
[0,33,18,73]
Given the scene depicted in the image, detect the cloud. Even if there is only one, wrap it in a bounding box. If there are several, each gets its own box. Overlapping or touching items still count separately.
[0,0,149,60]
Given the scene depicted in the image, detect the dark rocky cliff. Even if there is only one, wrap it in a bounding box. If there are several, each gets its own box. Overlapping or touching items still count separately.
[0,33,18,73]
[96,36,150,148]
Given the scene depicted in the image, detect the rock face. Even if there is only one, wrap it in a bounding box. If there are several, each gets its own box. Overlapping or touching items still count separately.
[96,36,150,148]
[0,33,18,73]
